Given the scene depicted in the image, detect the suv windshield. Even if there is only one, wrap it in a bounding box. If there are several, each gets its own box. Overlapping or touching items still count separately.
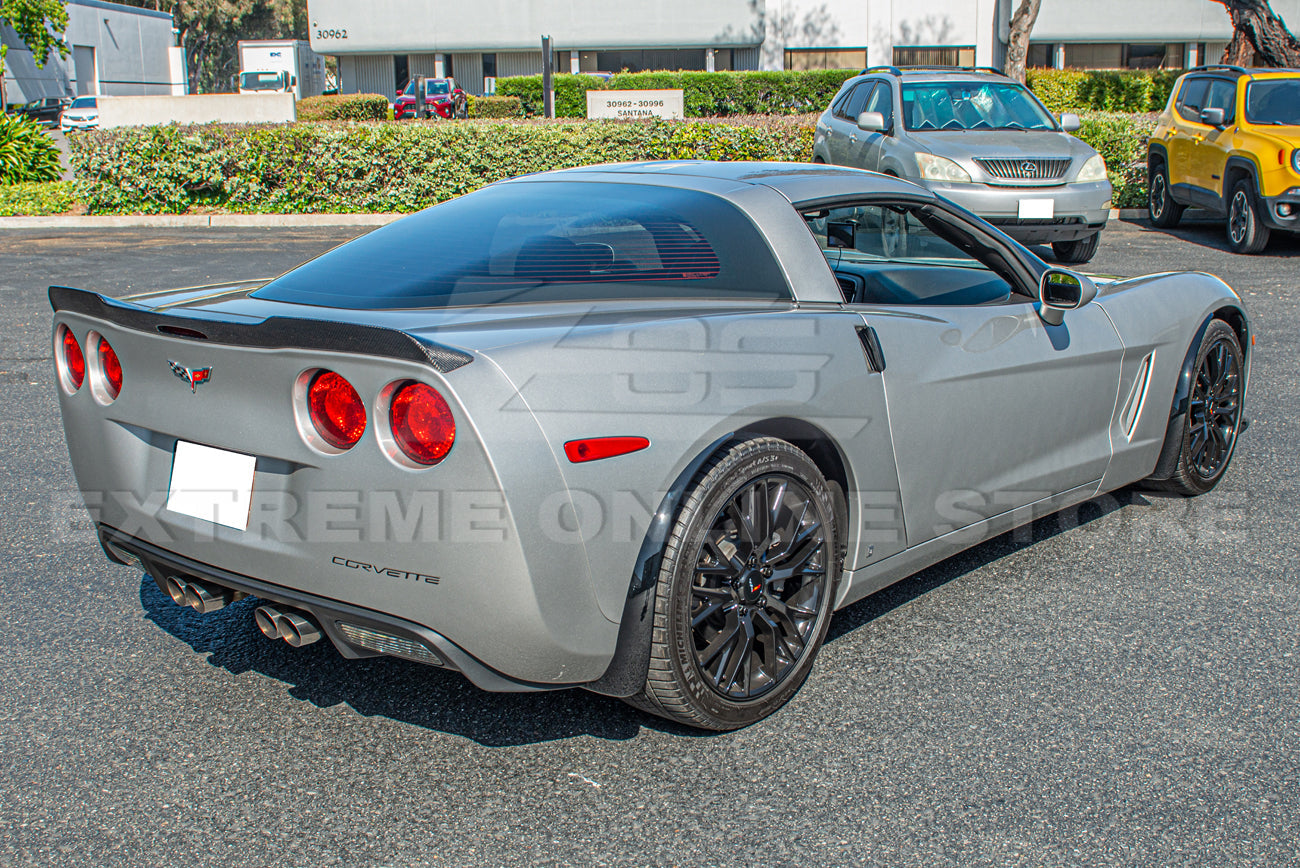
[69,97,96,109]
[1245,79,1300,125]
[404,79,451,96]
[901,82,1056,131]
[254,181,791,309]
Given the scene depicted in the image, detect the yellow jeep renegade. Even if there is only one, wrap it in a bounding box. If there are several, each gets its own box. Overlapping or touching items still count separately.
[1148,65,1300,253]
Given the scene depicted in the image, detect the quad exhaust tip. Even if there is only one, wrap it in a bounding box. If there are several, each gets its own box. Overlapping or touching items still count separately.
[254,605,322,647]
[163,575,237,614]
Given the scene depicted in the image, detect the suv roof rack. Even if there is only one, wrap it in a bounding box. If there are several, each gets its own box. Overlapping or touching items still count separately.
[859,65,1010,78]
[1189,64,1249,75]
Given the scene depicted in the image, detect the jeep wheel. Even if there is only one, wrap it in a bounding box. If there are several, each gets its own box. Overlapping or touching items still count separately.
[1227,179,1270,254]
[1051,232,1101,264]
[627,437,839,730]
[1148,161,1185,228]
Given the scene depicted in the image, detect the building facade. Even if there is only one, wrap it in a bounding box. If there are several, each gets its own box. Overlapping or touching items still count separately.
[311,0,1300,98]
[1,0,185,107]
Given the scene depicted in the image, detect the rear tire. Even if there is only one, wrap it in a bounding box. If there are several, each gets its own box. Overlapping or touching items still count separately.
[1226,179,1270,254]
[1051,231,1101,264]
[1148,160,1185,228]
[627,437,840,730]
[1146,319,1244,496]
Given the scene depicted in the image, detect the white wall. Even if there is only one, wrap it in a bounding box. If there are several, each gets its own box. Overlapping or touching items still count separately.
[307,0,762,54]
[97,94,296,128]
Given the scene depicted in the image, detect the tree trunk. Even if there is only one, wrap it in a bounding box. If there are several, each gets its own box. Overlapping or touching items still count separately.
[1004,0,1043,83]
[1212,0,1300,67]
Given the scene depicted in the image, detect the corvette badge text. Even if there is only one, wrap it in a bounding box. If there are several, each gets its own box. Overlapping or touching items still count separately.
[332,556,440,585]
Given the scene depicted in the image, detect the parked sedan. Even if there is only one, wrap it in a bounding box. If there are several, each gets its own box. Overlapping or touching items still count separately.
[17,96,70,128]
[51,162,1247,730]
[815,67,1112,263]
[60,96,99,131]
[393,77,468,119]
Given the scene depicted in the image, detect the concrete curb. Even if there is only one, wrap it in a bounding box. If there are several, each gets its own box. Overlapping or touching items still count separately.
[0,208,1198,229]
[0,213,403,229]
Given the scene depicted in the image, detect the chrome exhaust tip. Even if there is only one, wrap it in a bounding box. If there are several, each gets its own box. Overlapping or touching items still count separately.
[162,575,188,606]
[254,605,322,647]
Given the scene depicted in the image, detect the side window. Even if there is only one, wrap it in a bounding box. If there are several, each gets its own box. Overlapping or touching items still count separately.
[864,82,893,127]
[1176,77,1211,122]
[835,83,875,121]
[801,203,1014,306]
[1204,79,1237,124]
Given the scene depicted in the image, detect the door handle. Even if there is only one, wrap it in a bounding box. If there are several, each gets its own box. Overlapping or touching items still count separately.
[856,326,886,372]
[849,134,858,143]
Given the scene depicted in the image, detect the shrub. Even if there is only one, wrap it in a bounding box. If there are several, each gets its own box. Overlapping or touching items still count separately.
[497,69,859,118]
[296,94,392,122]
[67,119,815,214]
[0,180,77,215]
[467,95,524,118]
[0,112,62,184]
[1028,68,1178,114]
[1076,112,1158,208]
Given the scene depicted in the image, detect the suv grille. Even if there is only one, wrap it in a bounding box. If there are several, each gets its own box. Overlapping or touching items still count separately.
[976,158,1071,182]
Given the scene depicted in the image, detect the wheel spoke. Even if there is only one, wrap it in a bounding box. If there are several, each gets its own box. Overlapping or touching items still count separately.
[698,612,740,668]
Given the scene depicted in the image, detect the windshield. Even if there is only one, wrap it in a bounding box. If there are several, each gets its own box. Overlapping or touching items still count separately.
[69,97,96,109]
[403,79,451,96]
[240,71,284,91]
[1245,79,1300,125]
[254,181,791,309]
[901,82,1056,131]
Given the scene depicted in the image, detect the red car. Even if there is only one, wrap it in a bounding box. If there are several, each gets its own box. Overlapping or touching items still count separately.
[394,77,468,119]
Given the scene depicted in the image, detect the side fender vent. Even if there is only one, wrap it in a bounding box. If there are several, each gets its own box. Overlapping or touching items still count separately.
[1120,351,1155,441]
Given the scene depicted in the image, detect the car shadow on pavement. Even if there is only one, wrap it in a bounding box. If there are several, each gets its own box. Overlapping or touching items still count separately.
[140,489,1146,747]
[826,488,1143,643]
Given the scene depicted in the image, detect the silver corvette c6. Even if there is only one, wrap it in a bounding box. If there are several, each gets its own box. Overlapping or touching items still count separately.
[52,162,1248,730]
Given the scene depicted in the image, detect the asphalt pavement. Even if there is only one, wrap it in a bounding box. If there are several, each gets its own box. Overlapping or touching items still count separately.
[0,218,1297,867]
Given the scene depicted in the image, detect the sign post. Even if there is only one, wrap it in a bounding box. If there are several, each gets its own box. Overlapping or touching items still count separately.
[541,35,554,119]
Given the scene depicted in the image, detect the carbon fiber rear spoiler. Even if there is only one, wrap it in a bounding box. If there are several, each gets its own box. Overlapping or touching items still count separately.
[49,285,473,374]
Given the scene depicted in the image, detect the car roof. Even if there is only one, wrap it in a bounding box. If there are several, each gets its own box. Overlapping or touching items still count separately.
[1183,65,1300,79]
[513,161,937,207]
[849,67,1016,86]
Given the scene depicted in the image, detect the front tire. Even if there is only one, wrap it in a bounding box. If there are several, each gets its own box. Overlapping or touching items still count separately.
[628,437,840,730]
[1149,320,1244,496]
[1051,232,1101,264]
[1148,160,1185,228]
[1227,179,1270,254]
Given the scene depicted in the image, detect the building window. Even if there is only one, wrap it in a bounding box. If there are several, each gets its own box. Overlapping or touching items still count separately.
[1028,43,1056,68]
[394,54,409,92]
[1062,43,1186,70]
[482,53,497,79]
[595,49,708,73]
[893,46,976,67]
[784,47,868,71]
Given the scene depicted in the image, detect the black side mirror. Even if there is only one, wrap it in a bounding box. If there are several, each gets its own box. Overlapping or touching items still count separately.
[1200,107,1226,127]
[1038,268,1097,327]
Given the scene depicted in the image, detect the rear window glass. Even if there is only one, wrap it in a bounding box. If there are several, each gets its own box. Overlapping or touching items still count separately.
[254,181,791,309]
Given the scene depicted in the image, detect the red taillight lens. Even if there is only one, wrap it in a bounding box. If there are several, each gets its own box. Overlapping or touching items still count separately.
[61,328,85,390]
[307,370,366,449]
[389,381,455,466]
[98,337,122,400]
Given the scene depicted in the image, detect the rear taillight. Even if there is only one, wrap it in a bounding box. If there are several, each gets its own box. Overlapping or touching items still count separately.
[98,337,122,400]
[388,381,455,466]
[307,370,366,450]
[58,326,85,392]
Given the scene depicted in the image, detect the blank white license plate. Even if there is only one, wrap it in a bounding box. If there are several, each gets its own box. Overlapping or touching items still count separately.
[166,441,256,530]
[1018,198,1055,219]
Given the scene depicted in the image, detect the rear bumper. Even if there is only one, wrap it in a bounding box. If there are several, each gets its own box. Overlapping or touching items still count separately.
[100,524,574,693]
[929,180,1112,242]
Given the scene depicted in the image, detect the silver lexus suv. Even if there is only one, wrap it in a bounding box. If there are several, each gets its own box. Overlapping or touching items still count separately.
[813,67,1112,263]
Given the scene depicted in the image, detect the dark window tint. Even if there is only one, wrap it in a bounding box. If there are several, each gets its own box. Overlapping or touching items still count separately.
[834,83,873,120]
[1246,79,1300,125]
[1176,77,1211,121]
[864,81,893,125]
[254,182,791,309]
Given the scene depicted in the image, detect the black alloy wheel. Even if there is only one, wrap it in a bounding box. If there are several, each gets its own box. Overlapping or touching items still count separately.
[629,437,839,730]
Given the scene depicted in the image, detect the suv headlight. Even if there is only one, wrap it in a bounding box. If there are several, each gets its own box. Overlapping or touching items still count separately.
[1292,149,1300,174]
[916,153,972,183]
[1076,154,1108,182]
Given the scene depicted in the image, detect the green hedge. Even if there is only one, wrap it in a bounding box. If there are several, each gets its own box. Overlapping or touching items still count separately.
[296,94,392,122]
[468,94,524,118]
[0,113,62,184]
[67,119,814,214]
[496,69,860,117]
[1076,111,1158,208]
[0,180,77,215]
[1028,69,1178,114]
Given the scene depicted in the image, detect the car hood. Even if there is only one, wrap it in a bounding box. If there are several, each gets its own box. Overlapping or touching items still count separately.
[906,130,1097,163]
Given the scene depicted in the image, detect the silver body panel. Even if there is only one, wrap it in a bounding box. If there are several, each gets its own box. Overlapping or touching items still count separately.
[52,162,1248,691]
